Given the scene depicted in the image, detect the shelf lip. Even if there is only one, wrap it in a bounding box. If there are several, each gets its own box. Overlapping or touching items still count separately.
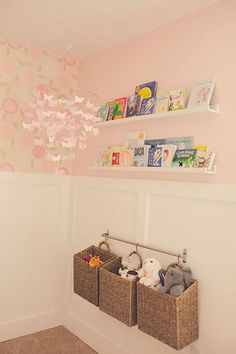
[95,104,219,127]
[89,166,216,174]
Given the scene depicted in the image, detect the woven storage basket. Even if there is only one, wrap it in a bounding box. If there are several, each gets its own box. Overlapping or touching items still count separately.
[99,255,140,326]
[137,280,198,350]
[74,242,116,306]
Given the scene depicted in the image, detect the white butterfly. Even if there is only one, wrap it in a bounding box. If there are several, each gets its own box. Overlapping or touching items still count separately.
[75,96,85,103]
[22,122,32,131]
[44,94,53,102]
[49,154,61,162]
[61,137,77,148]
[83,124,93,132]
[86,100,94,109]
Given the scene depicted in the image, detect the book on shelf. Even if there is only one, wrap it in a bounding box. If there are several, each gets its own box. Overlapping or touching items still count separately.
[193,150,215,170]
[132,146,148,167]
[147,146,162,167]
[124,131,146,148]
[156,90,169,113]
[162,144,177,167]
[95,147,112,167]
[119,147,133,167]
[193,145,208,152]
[105,100,116,120]
[166,136,194,149]
[139,97,156,115]
[126,94,141,117]
[187,80,215,108]
[135,81,157,99]
[144,138,166,146]
[168,88,186,111]
[113,97,127,120]
[96,106,110,122]
[172,149,197,168]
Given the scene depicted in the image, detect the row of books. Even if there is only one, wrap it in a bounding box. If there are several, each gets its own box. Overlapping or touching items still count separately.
[96,80,215,122]
[95,138,215,170]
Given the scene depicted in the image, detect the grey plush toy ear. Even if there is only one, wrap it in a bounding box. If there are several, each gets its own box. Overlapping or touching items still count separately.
[182,267,192,288]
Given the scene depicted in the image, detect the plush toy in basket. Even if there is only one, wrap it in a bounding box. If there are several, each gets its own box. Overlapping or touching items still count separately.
[138,257,162,287]
[119,251,142,280]
[158,263,192,297]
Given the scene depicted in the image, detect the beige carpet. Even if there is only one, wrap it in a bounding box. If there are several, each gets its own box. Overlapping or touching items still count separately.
[0,326,98,354]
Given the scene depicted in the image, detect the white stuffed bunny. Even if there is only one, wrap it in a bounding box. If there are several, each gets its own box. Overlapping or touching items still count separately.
[138,257,162,287]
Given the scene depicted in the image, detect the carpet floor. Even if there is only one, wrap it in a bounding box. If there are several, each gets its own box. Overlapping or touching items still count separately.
[0,326,98,354]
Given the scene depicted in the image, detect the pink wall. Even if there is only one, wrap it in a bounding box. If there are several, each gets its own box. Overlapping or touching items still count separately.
[75,0,236,184]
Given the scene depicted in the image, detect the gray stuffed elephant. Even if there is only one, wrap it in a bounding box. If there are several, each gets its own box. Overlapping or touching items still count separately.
[159,265,192,297]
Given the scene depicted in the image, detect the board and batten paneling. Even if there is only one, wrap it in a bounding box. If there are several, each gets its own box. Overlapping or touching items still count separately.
[66,177,236,354]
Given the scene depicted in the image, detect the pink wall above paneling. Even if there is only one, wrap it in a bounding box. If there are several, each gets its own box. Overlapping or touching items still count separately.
[75,0,236,184]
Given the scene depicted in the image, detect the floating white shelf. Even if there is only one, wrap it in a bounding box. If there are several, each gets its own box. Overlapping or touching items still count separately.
[90,166,216,174]
[95,104,219,127]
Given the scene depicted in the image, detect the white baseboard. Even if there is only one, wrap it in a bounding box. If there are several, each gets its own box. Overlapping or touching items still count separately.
[0,311,62,342]
[64,311,127,354]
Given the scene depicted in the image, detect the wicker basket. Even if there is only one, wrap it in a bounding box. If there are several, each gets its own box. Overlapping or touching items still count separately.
[137,280,198,350]
[99,254,141,327]
[73,242,116,306]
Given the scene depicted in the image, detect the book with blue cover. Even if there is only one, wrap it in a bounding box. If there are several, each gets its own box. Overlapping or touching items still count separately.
[135,81,157,99]
[126,94,141,117]
[140,97,156,115]
[172,149,197,168]
[147,146,162,167]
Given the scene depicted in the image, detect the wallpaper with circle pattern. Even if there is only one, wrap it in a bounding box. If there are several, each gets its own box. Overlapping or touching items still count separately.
[0,37,79,175]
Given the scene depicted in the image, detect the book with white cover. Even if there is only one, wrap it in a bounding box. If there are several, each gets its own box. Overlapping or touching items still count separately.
[187,80,215,108]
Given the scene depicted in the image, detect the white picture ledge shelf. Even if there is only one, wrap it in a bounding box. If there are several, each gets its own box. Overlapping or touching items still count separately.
[95,104,219,127]
[90,166,216,174]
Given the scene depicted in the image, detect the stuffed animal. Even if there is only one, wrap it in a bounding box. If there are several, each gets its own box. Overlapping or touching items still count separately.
[89,256,103,268]
[119,252,141,279]
[138,257,162,287]
[159,264,192,296]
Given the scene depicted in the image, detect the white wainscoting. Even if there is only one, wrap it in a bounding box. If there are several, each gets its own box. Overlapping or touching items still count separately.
[0,172,71,342]
[65,177,236,354]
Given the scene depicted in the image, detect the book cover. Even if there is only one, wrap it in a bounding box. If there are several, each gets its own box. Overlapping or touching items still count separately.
[113,97,127,120]
[96,106,109,122]
[172,149,197,168]
[135,81,157,99]
[148,146,162,167]
[156,90,169,113]
[187,80,215,108]
[95,147,106,166]
[126,94,141,117]
[112,151,120,165]
[166,136,194,149]
[140,97,156,115]
[162,144,177,167]
[103,149,112,166]
[124,131,146,148]
[119,147,133,166]
[193,145,208,152]
[132,146,148,167]
[168,88,186,111]
[105,101,116,120]
[144,138,166,146]
[193,151,215,170]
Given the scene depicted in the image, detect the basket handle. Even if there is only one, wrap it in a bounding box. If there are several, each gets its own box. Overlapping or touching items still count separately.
[98,240,111,252]
[128,250,142,267]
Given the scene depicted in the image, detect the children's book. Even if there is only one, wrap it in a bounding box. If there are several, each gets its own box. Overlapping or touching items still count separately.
[124,131,146,148]
[96,106,109,122]
[126,94,141,117]
[132,146,148,167]
[166,136,194,149]
[162,144,177,167]
[105,101,116,120]
[144,138,166,146]
[187,80,215,108]
[172,149,197,168]
[135,81,157,99]
[147,146,162,167]
[168,88,186,111]
[113,97,127,120]
[95,147,106,166]
[112,151,120,165]
[119,147,133,166]
[103,149,113,166]
[140,97,156,115]
[156,90,169,113]
[193,151,215,170]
